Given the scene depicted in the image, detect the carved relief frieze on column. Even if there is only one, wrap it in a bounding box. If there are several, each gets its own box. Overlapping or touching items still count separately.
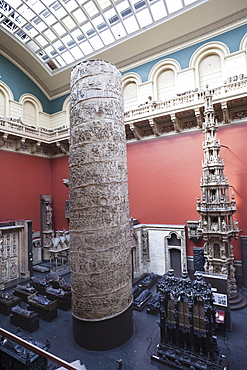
[221,101,229,123]
[70,59,133,350]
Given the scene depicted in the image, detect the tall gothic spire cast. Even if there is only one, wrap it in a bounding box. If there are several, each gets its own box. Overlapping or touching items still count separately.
[196,86,239,293]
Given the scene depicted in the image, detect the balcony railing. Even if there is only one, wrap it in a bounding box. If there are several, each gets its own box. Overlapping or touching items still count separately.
[0,76,247,146]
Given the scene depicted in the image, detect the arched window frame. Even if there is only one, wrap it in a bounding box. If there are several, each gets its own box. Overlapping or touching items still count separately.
[122,72,142,110]
[148,59,181,101]
[62,96,70,127]
[240,33,247,73]
[189,42,230,90]
[164,230,186,274]
[19,94,43,128]
[0,81,14,119]
[240,32,247,52]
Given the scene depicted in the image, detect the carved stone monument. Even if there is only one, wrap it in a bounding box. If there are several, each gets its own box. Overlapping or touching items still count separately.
[152,269,228,369]
[196,87,239,293]
[0,221,31,289]
[193,247,205,273]
[69,60,133,350]
[40,195,53,261]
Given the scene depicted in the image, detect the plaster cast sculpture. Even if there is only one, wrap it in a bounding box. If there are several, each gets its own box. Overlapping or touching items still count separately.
[69,59,133,350]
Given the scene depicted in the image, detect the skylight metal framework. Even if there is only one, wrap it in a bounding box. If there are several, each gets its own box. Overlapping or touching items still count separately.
[0,0,204,72]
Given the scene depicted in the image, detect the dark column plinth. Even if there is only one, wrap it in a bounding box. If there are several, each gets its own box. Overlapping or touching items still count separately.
[73,305,133,351]
[193,247,205,273]
[241,236,247,287]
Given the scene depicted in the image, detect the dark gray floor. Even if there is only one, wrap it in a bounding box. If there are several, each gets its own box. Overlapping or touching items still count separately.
[1,271,247,370]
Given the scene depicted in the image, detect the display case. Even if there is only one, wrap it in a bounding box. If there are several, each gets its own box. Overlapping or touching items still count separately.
[132,284,143,299]
[13,284,37,303]
[45,287,71,311]
[27,293,57,322]
[0,292,21,316]
[146,292,161,315]
[45,275,65,289]
[10,305,39,332]
[30,277,50,295]
[139,272,157,289]
[45,275,71,291]
[133,289,152,311]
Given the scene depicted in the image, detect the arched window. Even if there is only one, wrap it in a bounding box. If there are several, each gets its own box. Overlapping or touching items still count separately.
[23,100,36,127]
[62,96,70,127]
[190,42,229,90]
[20,94,42,128]
[149,59,180,101]
[0,81,13,118]
[122,73,141,112]
[123,81,138,111]
[157,69,175,101]
[199,54,222,90]
[0,90,5,118]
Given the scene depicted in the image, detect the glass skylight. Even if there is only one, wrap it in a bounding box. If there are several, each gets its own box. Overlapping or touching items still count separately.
[0,0,207,72]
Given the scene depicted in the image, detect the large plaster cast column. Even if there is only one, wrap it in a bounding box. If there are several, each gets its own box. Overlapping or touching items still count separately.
[69,60,133,350]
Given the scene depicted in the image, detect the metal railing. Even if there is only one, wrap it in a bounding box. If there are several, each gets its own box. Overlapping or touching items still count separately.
[0,327,83,370]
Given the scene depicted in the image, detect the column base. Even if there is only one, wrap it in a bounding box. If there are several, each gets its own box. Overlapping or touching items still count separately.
[73,305,133,351]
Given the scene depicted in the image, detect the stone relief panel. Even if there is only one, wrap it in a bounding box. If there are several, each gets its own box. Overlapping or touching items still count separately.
[69,60,133,321]
[0,231,19,282]
[0,221,30,288]
[40,194,53,261]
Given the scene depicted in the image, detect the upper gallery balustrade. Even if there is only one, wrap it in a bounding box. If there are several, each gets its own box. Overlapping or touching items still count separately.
[0,77,247,153]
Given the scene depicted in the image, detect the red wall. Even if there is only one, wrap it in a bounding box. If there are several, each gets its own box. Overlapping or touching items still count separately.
[127,122,247,260]
[0,151,51,231]
[1,121,246,261]
[51,156,69,231]
[0,152,69,232]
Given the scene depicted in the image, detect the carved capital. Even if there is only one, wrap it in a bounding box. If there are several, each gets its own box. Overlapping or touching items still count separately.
[0,133,8,147]
[170,113,181,132]
[56,142,68,154]
[194,108,203,128]
[149,119,160,136]
[220,101,229,123]
[31,141,41,154]
[129,123,142,140]
[15,137,26,151]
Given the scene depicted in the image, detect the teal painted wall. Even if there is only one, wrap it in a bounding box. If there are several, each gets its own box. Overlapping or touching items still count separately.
[0,54,68,114]
[122,24,247,82]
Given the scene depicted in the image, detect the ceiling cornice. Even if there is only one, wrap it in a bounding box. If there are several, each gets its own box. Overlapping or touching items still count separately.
[0,0,246,100]
[119,9,247,72]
